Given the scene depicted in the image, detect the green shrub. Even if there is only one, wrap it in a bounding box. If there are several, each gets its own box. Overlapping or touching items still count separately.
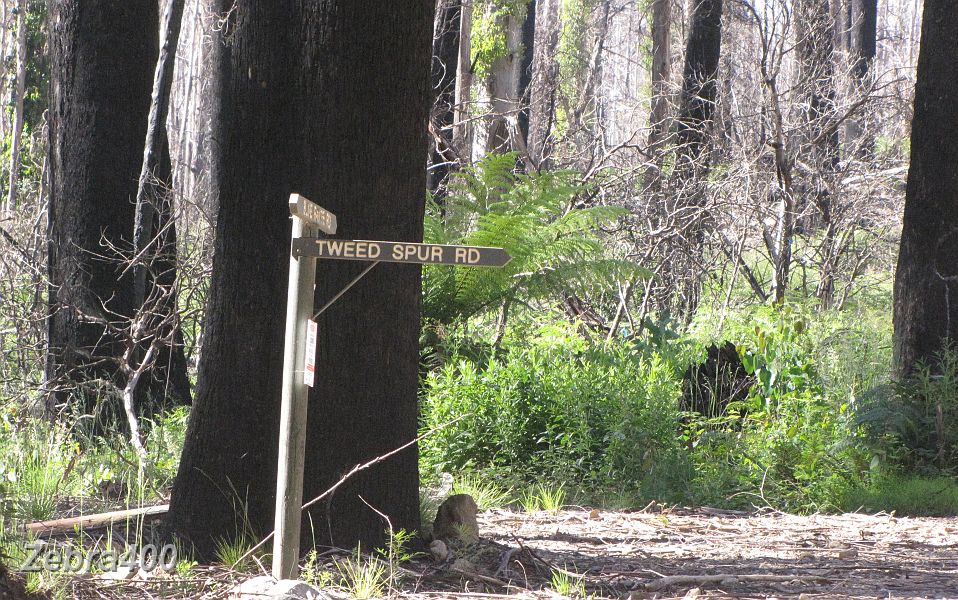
[854,345,958,475]
[839,474,958,516]
[683,304,868,511]
[420,330,685,494]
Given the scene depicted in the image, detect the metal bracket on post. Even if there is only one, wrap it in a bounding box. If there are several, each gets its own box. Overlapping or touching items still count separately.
[273,195,336,580]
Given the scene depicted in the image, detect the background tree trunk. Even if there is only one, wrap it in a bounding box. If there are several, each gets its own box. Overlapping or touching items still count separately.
[4,0,27,215]
[527,0,560,168]
[517,0,536,148]
[169,0,434,558]
[479,6,525,156]
[893,0,958,378]
[668,0,722,317]
[844,0,877,157]
[428,0,461,202]
[794,0,839,306]
[673,0,722,179]
[46,0,164,421]
[645,0,672,193]
[453,0,473,160]
[133,0,185,309]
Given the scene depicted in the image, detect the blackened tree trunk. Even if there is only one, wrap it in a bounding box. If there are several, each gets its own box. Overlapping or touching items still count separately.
[168,0,434,559]
[893,0,958,378]
[673,0,722,178]
[133,0,186,309]
[131,0,193,413]
[47,1,190,423]
[844,0,877,157]
[849,0,877,84]
[668,0,722,318]
[796,0,838,174]
[645,0,672,193]
[427,0,462,202]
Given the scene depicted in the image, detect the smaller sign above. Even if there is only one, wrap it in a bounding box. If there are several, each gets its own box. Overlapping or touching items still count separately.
[289,194,337,235]
[293,239,512,267]
[303,319,317,387]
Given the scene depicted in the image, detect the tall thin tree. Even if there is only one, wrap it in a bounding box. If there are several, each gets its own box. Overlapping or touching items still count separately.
[527,0,560,168]
[428,0,462,202]
[4,0,27,215]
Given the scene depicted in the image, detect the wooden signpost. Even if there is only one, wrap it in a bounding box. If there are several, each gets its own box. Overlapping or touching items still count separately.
[274,194,510,580]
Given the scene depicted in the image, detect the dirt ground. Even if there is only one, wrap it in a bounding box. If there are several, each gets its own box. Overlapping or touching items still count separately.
[447,506,958,599]
[55,506,958,599]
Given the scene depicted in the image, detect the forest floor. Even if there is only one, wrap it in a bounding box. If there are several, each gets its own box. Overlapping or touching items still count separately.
[12,505,958,599]
[453,506,958,599]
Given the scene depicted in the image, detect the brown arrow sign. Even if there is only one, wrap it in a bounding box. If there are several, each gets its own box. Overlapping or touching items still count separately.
[293,238,512,267]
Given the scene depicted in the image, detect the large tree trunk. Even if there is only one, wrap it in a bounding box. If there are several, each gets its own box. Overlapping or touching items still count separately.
[428,0,461,202]
[4,0,27,215]
[526,0,560,168]
[893,0,958,379]
[168,0,434,560]
[47,0,168,422]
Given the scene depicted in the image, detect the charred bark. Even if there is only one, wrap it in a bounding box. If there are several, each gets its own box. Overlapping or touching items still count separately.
[47,0,192,423]
[169,0,433,559]
[893,0,958,378]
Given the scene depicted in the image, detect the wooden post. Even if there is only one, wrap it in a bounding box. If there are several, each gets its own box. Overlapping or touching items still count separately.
[272,198,320,579]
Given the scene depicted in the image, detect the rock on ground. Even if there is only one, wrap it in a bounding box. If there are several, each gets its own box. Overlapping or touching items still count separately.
[229,575,331,600]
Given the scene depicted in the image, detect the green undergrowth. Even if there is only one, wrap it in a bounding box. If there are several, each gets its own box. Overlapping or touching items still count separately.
[421,291,958,517]
[839,473,958,516]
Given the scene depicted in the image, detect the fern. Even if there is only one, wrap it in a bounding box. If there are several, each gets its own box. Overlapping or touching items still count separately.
[423,153,651,325]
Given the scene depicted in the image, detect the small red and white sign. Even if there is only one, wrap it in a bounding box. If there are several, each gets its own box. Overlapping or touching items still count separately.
[304,319,317,387]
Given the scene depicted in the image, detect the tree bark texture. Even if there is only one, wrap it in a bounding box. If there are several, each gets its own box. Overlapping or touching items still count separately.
[480,6,524,156]
[843,0,878,157]
[453,0,473,159]
[47,1,194,421]
[673,0,722,178]
[893,0,958,378]
[795,0,838,172]
[133,0,186,309]
[169,0,434,559]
